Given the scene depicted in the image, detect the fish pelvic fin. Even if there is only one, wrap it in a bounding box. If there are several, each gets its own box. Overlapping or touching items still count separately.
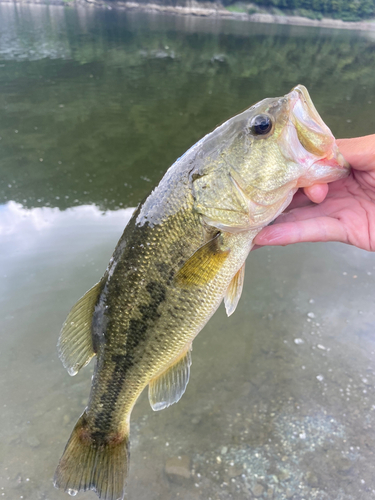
[174,233,230,288]
[224,262,245,317]
[58,282,102,376]
[54,413,129,500]
[149,345,192,411]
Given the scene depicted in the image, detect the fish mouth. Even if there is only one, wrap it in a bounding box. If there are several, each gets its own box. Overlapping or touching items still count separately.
[288,85,350,182]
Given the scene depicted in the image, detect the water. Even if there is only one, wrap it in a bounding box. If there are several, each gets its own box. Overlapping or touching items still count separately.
[1,5,375,499]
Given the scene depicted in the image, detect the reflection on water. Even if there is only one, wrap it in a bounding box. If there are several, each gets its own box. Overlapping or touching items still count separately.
[1,4,375,211]
[1,4,375,500]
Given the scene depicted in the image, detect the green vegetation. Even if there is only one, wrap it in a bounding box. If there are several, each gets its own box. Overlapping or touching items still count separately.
[115,0,375,21]
[133,0,375,20]
[295,8,323,19]
[244,0,374,20]
[225,3,249,12]
[221,0,375,20]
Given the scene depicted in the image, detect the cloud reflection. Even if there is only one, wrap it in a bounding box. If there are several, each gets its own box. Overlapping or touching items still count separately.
[0,201,134,236]
[0,202,135,289]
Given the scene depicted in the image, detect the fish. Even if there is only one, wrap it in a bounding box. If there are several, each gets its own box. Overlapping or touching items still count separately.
[54,85,349,500]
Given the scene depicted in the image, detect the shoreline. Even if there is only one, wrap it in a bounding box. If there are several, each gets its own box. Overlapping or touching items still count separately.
[2,0,375,31]
[118,2,375,31]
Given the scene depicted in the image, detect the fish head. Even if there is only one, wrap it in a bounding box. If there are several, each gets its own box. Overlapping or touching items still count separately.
[239,84,349,188]
[191,85,349,233]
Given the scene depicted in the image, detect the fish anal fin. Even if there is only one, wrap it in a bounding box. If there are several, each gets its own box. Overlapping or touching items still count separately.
[224,262,245,317]
[58,282,102,376]
[149,346,192,411]
[54,413,129,500]
[174,233,229,288]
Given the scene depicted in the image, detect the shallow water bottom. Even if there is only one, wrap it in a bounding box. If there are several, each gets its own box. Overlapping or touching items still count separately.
[1,202,375,500]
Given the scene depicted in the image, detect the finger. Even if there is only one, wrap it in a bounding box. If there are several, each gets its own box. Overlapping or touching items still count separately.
[285,183,329,213]
[303,183,329,204]
[254,216,347,246]
[271,202,327,225]
[275,191,349,224]
[287,189,313,210]
[337,135,375,171]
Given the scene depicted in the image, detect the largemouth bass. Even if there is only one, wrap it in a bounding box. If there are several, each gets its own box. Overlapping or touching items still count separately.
[54,85,349,500]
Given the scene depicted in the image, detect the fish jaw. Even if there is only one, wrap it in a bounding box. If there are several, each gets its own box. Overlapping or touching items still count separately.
[279,84,350,187]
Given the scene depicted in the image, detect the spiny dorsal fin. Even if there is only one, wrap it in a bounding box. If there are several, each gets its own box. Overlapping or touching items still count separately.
[224,262,245,317]
[174,233,230,288]
[149,346,192,411]
[58,282,102,376]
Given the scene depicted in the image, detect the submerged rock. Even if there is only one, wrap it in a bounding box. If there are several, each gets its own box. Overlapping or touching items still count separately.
[26,436,40,448]
[252,482,265,497]
[165,455,191,484]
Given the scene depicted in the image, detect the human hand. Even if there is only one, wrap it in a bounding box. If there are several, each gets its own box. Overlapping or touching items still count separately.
[254,134,375,251]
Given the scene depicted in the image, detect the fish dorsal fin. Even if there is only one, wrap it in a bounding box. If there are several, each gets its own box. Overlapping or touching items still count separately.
[174,233,230,287]
[58,282,102,376]
[224,262,245,317]
[149,347,192,411]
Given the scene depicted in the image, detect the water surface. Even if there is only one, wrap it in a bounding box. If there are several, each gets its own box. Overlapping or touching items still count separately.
[1,5,375,500]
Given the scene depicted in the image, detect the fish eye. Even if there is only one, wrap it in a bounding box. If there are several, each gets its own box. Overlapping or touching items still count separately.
[250,114,273,136]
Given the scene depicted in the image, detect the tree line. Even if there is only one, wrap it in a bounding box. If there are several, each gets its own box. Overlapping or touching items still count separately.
[249,0,375,20]
[130,0,375,21]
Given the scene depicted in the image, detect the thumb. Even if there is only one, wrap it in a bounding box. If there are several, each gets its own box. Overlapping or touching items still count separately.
[337,135,375,171]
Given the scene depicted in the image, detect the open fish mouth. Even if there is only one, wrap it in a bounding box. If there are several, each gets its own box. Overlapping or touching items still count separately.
[283,84,350,183]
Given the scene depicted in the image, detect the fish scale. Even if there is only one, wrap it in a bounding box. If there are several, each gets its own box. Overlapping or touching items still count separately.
[54,85,349,500]
[87,201,230,426]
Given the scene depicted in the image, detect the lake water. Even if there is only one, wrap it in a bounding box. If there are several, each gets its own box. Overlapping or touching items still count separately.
[1,4,375,500]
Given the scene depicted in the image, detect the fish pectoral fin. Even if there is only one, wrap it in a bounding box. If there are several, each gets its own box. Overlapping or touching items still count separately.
[148,346,192,411]
[174,233,230,287]
[224,262,245,317]
[58,282,102,376]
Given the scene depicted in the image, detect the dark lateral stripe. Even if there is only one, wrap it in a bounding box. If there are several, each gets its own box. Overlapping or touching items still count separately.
[92,281,167,434]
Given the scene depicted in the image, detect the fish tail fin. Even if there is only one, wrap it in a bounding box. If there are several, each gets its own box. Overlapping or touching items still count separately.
[54,413,129,500]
